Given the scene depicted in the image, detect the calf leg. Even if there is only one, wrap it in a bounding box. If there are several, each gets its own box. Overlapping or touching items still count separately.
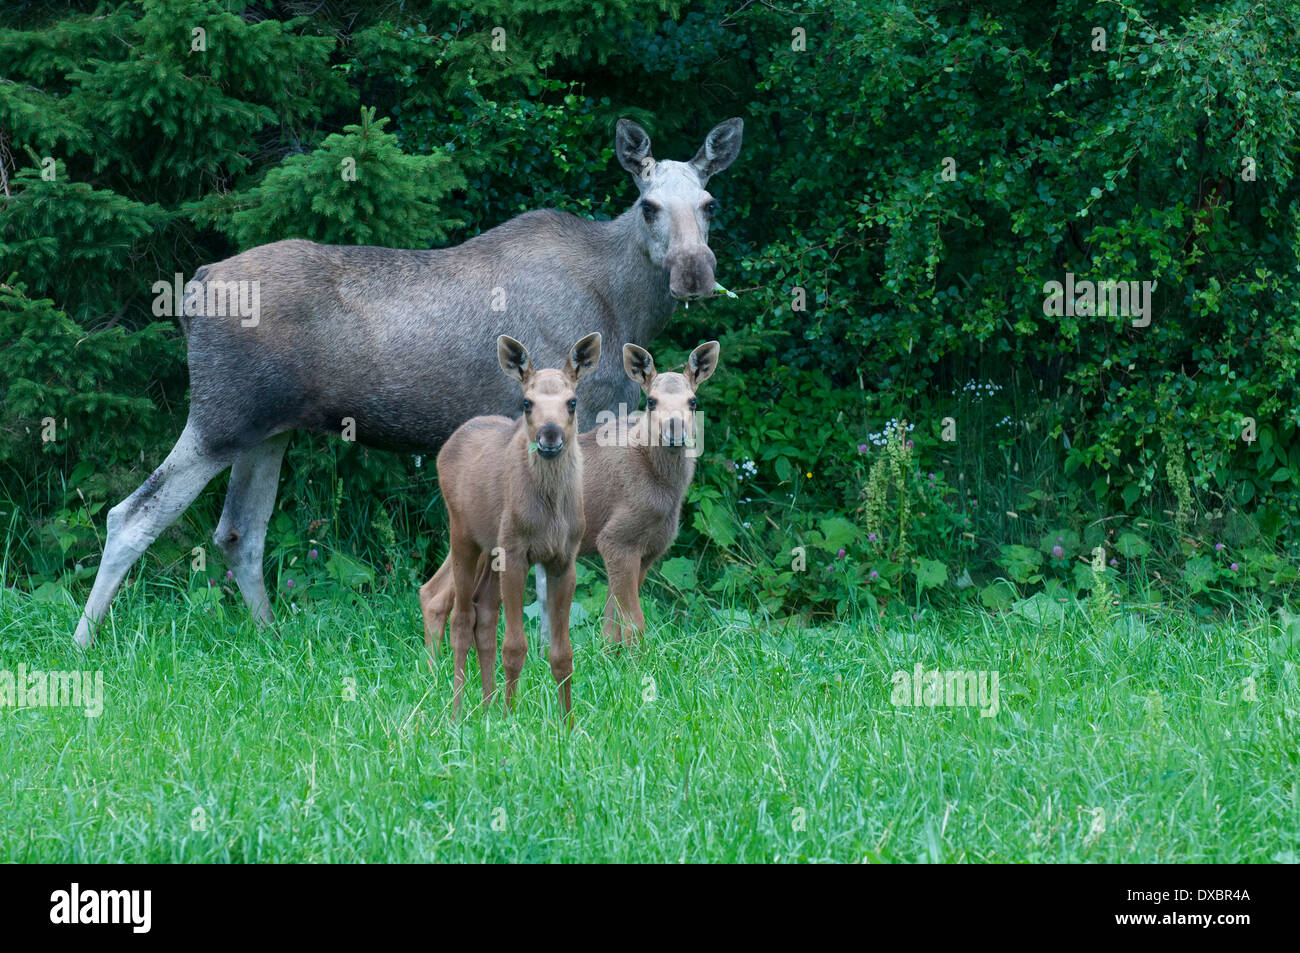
[500,555,529,710]
[472,557,498,707]
[420,551,491,667]
[418,556,454,664]
[214,432,290,626]
[544,560,577,721]
[74,423,232,647]
[447,530,480,718]
[629,557,649,641]
[600,550,643,647]
[473,561,502,657]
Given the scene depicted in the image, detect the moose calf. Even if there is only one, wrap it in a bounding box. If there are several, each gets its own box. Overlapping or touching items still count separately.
[436,332,601,717]
[422,340,719,654]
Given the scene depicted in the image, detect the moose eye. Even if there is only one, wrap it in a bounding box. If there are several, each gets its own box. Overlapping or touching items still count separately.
[640,201,659,222]
[522,400,532,413]
[688,397,698,410]
[646,398,657,411]
[704,199,720,217]
[567,398,577,415]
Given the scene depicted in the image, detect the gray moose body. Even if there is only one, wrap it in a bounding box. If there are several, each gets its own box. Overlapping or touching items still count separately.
[73,117,743,647]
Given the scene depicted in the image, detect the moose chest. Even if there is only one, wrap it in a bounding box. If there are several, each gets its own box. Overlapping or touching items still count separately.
[502,491,584,567]
[636,509,682,563]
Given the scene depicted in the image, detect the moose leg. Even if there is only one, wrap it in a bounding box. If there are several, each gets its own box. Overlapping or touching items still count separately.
[447,529,480,718]
[423,551,493,669]
[471,556,499,707]
[534,563,550,651]
[214,432,290,627]
[601,582,620,646]
[599,547,642,647]
[418,556,454,665]
[74,423,232,647]
[420,550,482,664]
[472,560,502,692]
[500,555,529,710]
[629,557,649,642]
[544,560,577,720]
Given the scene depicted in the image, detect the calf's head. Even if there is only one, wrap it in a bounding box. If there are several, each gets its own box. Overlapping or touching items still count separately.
[498,332,603,459]
[616,118,744,301]
[622,341,720,450]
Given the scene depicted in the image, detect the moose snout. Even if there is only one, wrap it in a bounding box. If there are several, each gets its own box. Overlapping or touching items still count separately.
[660,416,690,447]
[535,423,566,458]
[667,246,717,300]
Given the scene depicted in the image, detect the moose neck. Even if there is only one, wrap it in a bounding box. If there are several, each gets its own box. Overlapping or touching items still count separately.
[524,433,584,511]
[598,208,677,341]
[630,421,696,494]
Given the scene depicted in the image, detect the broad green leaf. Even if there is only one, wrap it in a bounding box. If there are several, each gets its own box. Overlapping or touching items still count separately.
[326,552,375,589]
[659,556,696,591]
[1011,591,1065,625]
[915,558,948,591]
[1115,533,1148,558]
[980,581,1017,609]
[817,515,859,551]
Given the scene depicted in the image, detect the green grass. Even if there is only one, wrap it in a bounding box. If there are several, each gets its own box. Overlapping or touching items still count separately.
[1,580,1297,863]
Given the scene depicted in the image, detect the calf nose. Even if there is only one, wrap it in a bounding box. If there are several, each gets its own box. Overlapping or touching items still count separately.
[536,423,565,456]
[661,417,689,446]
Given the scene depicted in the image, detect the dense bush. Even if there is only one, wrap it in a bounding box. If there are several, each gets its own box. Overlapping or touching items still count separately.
[2,0,1298,621]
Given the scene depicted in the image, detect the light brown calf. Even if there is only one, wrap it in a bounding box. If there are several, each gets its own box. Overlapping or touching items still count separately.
[421,340,719,652]
[434,332,601,717]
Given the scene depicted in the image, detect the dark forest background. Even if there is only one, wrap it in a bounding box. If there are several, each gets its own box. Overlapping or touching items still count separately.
[3,0,1298,623]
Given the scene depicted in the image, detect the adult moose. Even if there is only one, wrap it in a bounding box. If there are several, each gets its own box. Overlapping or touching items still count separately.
[73,116,743,647]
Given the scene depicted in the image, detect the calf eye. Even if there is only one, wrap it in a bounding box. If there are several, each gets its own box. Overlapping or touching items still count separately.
[646,398,657,411]
[567,398,577,414]
[522,400,532,413]
[704,199,720,217]
[641,201,659,222]
[688,397,698,410]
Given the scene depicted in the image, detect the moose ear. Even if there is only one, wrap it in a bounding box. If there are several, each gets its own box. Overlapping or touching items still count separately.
[622,343,656,392]
[567,332,603,382]
[615,118,655,186]
[498,335,532,384]
[686,341,720,389]
[689,118,743,184]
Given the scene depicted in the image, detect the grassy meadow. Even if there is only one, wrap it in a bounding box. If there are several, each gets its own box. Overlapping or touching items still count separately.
[1,577,1295,863]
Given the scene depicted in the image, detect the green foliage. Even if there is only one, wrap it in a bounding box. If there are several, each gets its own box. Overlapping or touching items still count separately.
[63,0,345,190]
[192,107,467,249]
[0,282,166,449]
[2,0,1299,622]
[0,160,172,320]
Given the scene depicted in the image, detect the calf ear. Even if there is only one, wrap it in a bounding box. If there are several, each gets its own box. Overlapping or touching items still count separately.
[615,118,655,188]
[686,341,720,389]
[498,335,532,384]
[567,332,603,382]
[622,343,657,393]
[689,118,743,184]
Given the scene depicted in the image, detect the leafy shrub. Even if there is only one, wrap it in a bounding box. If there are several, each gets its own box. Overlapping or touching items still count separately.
[2,0,1299,623]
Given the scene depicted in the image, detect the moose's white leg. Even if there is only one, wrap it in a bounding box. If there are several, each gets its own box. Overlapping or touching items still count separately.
[214,432,290,625]
[74,423,231,647]
[534,562,550,652]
